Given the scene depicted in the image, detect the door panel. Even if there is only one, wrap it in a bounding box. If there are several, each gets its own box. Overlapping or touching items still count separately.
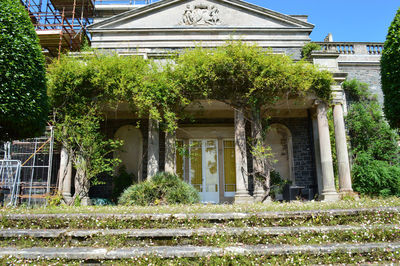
[189,139,219,203]
[190,141,203,192]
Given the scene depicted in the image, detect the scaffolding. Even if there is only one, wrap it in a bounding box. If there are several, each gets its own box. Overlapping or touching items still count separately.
[0,127,58,206]
[21,0,95,58]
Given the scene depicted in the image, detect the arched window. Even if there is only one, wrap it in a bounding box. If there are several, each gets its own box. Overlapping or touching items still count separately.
[265,123,294,182]
[114,125,143,182]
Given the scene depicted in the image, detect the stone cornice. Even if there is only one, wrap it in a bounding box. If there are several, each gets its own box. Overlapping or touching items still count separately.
[89,27,314,33]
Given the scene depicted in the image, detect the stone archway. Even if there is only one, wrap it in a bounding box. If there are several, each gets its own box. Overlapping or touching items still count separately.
[114,125,143,181]
[265,123,294,182]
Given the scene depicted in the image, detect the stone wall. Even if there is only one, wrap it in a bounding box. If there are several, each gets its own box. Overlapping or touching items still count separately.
[269,116,316,189]
[339,65,382,103]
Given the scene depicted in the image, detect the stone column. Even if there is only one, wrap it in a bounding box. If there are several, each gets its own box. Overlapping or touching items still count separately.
[147,119,159,179]
[333,104,353,194]
[312,115,323,195]
[58,146,72,201]
[234,109,251,203]
[316,101,339,201]
[164,131,176,174]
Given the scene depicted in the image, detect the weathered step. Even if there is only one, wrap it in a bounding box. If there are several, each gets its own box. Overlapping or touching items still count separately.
[0,224,398,238]
[3,206,400,221]
[0,242,400,260]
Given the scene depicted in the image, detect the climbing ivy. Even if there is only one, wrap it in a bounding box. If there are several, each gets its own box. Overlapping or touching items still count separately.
[173,41,333,200]
[47,53,190,201]
[48,41,333,201]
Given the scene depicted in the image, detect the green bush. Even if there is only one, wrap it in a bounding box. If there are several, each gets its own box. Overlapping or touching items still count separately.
[343,79,400,197]
[352,152,400,197]
[301,42,322,59]
[0,0,48,140]
[118,172,200,206]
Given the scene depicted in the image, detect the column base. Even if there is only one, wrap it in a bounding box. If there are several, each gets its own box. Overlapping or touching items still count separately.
[318,192,340,202]
[253,191,265,202]
[339,191,359,200]
[234,192,253,204]
[80,197,92,206]
[62,193,72,205]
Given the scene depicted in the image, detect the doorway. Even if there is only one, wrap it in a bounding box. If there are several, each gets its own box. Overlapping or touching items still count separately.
[189,140,219,203]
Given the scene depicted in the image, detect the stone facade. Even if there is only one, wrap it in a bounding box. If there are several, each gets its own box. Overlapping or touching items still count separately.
[61,0,384,203]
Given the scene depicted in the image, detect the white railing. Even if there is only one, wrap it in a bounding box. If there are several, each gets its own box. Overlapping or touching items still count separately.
[313,42,384,55]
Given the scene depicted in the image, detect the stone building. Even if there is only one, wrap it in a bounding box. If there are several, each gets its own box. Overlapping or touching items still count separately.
[59,0,383,204]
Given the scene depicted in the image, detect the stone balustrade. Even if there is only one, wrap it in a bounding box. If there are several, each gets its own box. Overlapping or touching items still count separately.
[313,42,384,55]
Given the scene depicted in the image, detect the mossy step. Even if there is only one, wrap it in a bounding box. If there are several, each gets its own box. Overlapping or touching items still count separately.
[2,207,399,229]
[0,224,397,238]
[1,225,399,249]
[3,206,399,221]
[0,242,400,260]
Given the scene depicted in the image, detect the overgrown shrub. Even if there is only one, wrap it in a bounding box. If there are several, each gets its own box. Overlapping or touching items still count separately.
[344,79,400,197]
[301,42,322,59]
[352,152,400,197]
[118,172,200,206]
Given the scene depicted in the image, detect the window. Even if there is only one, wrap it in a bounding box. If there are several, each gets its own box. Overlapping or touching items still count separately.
[223,140,236,197]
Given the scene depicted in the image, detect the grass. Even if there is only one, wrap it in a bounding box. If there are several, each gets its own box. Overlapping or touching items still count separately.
[1,228,399,248]
[1,196,400,215]
[1,250,400,265]
[1,210,399,229]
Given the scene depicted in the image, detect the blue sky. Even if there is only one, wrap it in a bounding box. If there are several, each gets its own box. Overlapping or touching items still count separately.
[246,0,399,42]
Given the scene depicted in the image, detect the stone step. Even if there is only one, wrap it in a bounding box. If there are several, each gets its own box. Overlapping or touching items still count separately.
[0,242,399,260]
[0,224,397,238]
[2,206,399,221]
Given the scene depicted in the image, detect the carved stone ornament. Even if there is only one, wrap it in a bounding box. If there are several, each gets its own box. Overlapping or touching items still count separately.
[182,3,221,26]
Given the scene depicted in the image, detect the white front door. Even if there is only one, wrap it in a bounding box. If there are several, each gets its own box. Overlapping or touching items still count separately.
[189,140,219,203]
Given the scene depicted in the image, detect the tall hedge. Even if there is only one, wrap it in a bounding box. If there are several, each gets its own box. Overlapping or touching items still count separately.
[381,8,400,129]
[0,0,48,140]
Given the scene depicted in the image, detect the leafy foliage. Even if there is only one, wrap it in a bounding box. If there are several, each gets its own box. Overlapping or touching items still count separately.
[174,41,333,199]
[344,79,400,197]
[352,152,400,197]
[118,172,200,206]
[0,0,48,140]
[48,42,334,202]
[112,166,135,202]
[54,108,122,185]
[174,41,333,107]
[301,42,322,59]
[381,7,400,128]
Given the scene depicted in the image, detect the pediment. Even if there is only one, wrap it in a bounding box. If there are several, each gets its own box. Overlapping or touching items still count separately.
[89,0,314,30]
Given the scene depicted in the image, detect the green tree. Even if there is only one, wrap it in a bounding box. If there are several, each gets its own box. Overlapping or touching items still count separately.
[343,79,400,197]
[0,0,48,140]
[381,7,400,129]
[174,41,333,200]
